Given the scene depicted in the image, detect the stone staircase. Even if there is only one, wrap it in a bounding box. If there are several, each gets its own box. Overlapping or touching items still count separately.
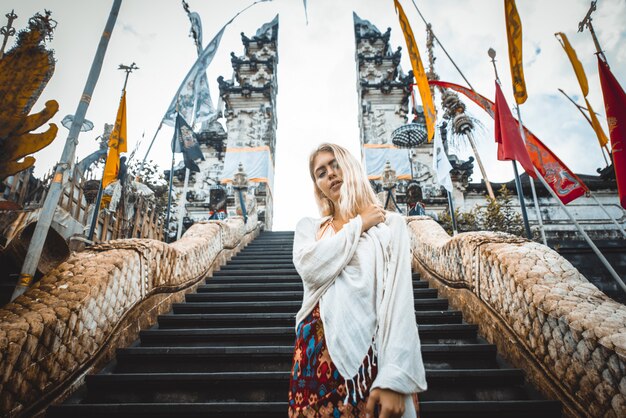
[47,230,562,417]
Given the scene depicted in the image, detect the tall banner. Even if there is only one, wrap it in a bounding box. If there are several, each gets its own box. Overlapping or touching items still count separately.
[102,91,127,189]
[431,80,588,204]
[172,113,205,172]
[598,57,626,208]
[162,26,226,127]
[555,32,588,96]
[393,0,436,141]
[188,12,203,54]
[433,131,453,192]
[255,14,279,39]
[504,0,527,104]
[555,32,609,148]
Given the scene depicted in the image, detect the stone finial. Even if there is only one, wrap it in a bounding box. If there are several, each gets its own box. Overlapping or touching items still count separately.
[232,163,248,189]
[382,160,397,190]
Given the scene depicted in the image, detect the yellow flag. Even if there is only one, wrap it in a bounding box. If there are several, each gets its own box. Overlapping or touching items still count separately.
[555,32,608,147]
[393,0,436,141]
[585,97,609,147]
[504,0,527,104]
[102,91,127,189]
[555,32,588,97]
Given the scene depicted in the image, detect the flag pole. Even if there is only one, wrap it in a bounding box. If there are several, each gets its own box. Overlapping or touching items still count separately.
[578,1,614,162]
[534,166,626,293]
[176,168,190,240]
[557,88,610,167]
[177,1,203,241]
[488,50,533,240]
[13,0,123,301]
[165,146,176,243]
[138,122,163,179]
[515,105,547,245]
[447,190,458,235]
[88,63,137,241]
[578,1,608,64]
[511,161,532,239]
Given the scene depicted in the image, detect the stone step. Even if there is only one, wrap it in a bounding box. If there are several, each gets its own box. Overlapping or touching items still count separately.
[172,298,448,314]
[236,252,293,257]
[420,400,562,417]
[81,369,527,404]
[220,264,298,270]
[197,280,429,292]
[156,310,463,329]
[47,400,561,418]
[226,259,294,265]
[228,255,294,261]
[198,282,304,292]
[139,323,478,347]
[207,275,302,283]
[240,247,293,252]
[206,275,426,287]
[46,402,284,418]
[242,246,293,250]
[212,268,299,276]
[114,344,498,373]
[247,240,293,244]
[185,288,438,302]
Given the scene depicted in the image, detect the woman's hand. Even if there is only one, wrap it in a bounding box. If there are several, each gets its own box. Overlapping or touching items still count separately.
[360,205,386,233]
[365,388,405,418]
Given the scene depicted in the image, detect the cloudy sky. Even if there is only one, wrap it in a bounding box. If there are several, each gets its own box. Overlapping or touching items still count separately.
[11,0,626,230]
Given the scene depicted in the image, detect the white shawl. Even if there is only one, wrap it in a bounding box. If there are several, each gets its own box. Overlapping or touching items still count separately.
[293,212,427,416]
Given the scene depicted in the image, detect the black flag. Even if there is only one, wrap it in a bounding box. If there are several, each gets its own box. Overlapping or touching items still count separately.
[171,113,205,172]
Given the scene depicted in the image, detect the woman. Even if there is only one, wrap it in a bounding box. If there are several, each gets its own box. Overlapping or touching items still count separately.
[289,143,427,418]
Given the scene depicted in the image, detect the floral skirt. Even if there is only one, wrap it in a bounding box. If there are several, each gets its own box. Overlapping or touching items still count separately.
[288,304,377,418]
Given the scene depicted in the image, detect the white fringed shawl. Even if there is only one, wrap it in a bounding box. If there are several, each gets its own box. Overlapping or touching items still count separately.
[293,212,427,417]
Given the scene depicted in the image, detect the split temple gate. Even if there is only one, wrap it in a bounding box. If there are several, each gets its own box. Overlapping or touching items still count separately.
[0,9,624,418]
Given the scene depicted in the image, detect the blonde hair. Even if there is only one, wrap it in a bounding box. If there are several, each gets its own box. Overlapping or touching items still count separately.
[309,143,379,218]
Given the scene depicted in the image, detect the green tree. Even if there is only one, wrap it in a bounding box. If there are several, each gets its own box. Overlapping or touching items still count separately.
[439,185,526,238]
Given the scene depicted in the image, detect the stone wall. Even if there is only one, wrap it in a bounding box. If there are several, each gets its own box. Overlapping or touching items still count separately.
[407,216,625,418]
[0,215,259,417]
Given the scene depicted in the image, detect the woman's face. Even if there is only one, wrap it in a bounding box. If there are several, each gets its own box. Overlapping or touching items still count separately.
[313,151,343,204]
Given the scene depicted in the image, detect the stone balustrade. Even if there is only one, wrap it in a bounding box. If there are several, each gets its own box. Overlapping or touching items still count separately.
[0,215,259,417]
[407,216,625,418]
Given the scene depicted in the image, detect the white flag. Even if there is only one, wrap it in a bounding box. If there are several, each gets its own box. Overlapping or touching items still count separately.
[162,26,225,127]
[433,131,453,192]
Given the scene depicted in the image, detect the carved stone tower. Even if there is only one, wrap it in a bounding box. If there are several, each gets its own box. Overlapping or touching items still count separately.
[354,14,472,211]
[218,16,279,229]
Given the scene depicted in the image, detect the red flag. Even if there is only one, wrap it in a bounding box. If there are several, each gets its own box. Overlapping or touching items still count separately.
[494,82,536,178]
[597,57,626,208]
[430,80,589,204]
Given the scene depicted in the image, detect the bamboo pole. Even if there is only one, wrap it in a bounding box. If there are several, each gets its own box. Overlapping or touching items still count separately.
[131,197,143,238]
[466,131,496,200]
[590,194,626,239]
[558,88,610,167]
